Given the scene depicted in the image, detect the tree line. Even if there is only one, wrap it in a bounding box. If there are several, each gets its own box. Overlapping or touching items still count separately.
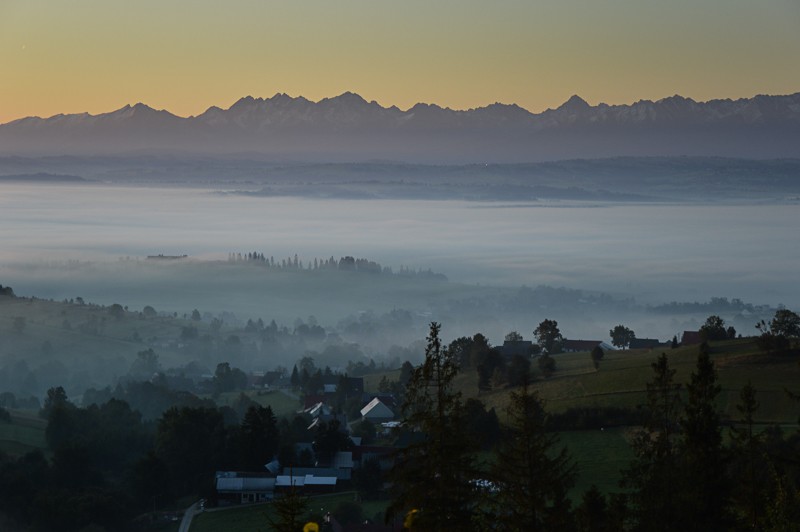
[385,322,800,531]
[226,252,447,279]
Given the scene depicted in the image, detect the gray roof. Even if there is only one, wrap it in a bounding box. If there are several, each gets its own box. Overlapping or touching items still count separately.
[276,474,337,487]
[216,477,275,493]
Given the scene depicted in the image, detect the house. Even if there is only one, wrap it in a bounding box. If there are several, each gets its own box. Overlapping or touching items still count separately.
[497,340,534,358]
[275,474,337,494]
[284,451,354,480]
[561,340,613,353]
[628,338,663,350]
[361,393,397,410]
[303,402,332,418]
[360,397,395,423]
[215,471,275,504]
[681,331,702,345]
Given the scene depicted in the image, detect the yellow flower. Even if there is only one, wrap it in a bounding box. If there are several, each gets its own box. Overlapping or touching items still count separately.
[403,508,419,529]
[303,522,320,532]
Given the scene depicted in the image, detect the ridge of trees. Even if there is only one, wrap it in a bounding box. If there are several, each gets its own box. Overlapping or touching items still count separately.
[226,251,447,280]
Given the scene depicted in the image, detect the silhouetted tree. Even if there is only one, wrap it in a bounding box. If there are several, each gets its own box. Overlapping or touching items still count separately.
[489,383,575,531]
[679,349,732,529]
[575,485,609,532]
[623,353,682,531]
[266,479,310,532]
[534,319,563,353]
[610,324,635,350]
[505,331,523,342]
[591,345,605,370]
[770,308,800,338]
[729,382,768,529]
[387,323,479,530]
[156,406,227,496]
[700,315,727,341]
[239,405,279,471]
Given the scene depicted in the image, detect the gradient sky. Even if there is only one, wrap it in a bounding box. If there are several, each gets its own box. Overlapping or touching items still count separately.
[1,0,799,124]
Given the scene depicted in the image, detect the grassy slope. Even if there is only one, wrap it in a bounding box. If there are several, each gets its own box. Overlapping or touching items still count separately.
[448,339,800,424]
[366,338,799,499]
[2,296,797,520]
[213,389,300,419]
[0,409,47,457]
[190,492,388,532]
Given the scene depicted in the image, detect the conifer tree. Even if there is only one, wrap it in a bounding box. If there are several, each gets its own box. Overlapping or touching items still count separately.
[622,353,681,531]
[729,382,768,529]
[266,476,309,532]
[490,382,575,531]
[679,350,731,530]
[387,322,478,530]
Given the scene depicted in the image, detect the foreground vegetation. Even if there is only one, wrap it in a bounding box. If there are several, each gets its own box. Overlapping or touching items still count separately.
[1,283,799,530]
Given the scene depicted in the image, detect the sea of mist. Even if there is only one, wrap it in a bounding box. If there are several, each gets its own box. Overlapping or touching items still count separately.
[1,181,799,341]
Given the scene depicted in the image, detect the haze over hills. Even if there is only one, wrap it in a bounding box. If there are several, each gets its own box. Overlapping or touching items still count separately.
[2,91,799,162]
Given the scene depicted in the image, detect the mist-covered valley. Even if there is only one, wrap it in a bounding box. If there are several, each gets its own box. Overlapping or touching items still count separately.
[1,174,797,403]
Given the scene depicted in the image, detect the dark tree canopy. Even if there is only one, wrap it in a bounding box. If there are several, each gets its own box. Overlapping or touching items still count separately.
[490,384,575,531]
[623,353,682,530]
[388,322,479,530]
[505,330,523,342]
[534,319,563,354]
[590,345,605,369]
[609,324,635,350]
[700,315,728,341]
[770,308,800,338]
[679,350,731,529]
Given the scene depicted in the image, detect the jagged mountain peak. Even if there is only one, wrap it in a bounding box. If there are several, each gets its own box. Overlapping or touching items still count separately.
[658,94,696,104]
[1,91,799,160]
[558,94,590,112]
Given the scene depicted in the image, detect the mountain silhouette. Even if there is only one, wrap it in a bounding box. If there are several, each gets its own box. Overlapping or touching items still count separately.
[2,92,798,162]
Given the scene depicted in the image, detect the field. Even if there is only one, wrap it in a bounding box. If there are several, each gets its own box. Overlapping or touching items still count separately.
[213,389,301,418]
[0,409,47,457]
[190,492,389,532]
[428,339,800,425]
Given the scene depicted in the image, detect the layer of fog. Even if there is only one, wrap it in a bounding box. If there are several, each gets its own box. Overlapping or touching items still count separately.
[2,181,798,399]
[2,182,798,307]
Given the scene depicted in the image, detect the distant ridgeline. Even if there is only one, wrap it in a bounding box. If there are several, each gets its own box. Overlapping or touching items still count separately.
[227,252,447,280]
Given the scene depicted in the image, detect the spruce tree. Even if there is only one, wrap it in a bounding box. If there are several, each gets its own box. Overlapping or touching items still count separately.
[729,382,767,529]
[266,478,309,532]
[387,322,478,530]
[679,350,731,530]
[622,353,681,531]
[490,383,575,531]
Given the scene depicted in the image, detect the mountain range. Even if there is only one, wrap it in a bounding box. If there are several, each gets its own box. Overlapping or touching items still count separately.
[2,92,799,162]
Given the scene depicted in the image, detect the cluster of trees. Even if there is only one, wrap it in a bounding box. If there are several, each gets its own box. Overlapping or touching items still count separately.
[387,323,577,530]
[700,314,737,341]
[385,322,800,531]
[757,308,800,353]
[0,381,347,531]
[226,252,446,280]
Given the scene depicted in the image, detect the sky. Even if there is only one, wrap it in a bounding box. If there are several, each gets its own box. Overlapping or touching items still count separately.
[1,0,799,124]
